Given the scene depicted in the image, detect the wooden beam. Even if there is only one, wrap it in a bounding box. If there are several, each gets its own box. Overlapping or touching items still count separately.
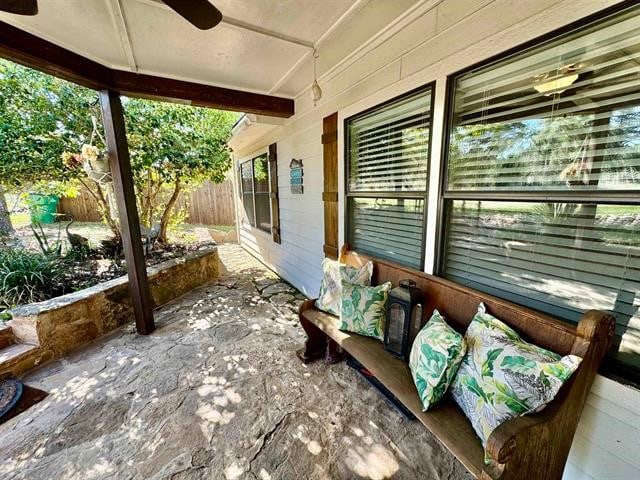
[99,89,155,335]
[111,71,294,117]
[0,20,295,117]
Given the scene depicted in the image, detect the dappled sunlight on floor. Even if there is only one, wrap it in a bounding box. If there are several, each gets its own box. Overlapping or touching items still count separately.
[0,245,470,480]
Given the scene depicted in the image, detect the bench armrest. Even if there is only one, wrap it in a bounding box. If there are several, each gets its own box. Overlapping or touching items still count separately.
[482,310,614,480]
[299,298,317,315]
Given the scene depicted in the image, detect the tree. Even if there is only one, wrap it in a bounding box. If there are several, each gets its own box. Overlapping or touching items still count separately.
[123,99,235,242]
[0,59,100,238]
[0,59,101,187]
[0,186,13,238]
[0,58,237,245]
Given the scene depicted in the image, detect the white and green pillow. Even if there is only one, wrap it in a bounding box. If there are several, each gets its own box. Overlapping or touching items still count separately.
[339,281,392,340]
[409,310,467,411]
[315,258,373,316]
[451,303,582,449]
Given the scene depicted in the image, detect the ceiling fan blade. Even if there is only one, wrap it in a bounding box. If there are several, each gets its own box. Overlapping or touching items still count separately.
[0,0,38,15]
[161,0,222,30]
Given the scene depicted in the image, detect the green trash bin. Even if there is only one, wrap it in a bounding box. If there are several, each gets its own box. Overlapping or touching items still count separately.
[28,194,60,224]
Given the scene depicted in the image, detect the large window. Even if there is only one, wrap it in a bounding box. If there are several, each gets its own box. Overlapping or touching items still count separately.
[346,86,434,269]
[240,154,271,233]
[442,4,640,381]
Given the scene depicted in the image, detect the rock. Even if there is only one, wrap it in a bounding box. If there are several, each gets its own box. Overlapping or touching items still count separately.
[0,245,471,480]
[262,282,294,297]
[223,229,238,243]
[269,293,294,306]
[209,229,226,244]
[254,277,279,292]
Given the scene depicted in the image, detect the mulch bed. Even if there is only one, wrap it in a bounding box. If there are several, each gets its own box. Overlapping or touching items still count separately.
[59,242,217,293]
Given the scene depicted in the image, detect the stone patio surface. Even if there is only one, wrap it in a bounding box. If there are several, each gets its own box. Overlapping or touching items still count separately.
[0,245,470,480]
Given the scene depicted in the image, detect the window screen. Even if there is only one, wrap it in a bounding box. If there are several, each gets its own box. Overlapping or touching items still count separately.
[346,86,433,269]
[443,3,640,381]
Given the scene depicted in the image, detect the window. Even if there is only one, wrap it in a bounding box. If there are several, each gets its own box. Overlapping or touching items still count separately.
[346,86,434,269]
[442,3,640,382]
[240,154,271,233]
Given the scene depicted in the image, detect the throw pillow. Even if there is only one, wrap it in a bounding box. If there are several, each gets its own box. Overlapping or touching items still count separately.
[451,303,582,448]
[339,281,392,340]
[315,258,373,316]
[409,310,467,411]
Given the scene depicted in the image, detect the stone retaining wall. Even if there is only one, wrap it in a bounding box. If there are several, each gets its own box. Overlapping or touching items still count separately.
[9,248,219,358]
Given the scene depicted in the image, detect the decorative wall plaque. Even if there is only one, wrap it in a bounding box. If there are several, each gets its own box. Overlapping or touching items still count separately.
[290,158,303,194]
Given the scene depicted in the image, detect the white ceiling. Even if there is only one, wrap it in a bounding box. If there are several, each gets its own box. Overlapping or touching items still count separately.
[0,0,420,98]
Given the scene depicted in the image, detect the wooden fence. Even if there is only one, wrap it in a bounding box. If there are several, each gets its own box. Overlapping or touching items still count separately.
[59,178,236,226]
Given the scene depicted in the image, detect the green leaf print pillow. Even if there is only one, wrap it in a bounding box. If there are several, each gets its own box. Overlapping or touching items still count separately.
[339,281,392,341]
[451,303,582,452]
[409,310,467,411]
[315,258,373,316]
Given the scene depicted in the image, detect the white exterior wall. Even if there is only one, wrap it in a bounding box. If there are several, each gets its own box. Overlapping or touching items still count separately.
[231,1,640,478]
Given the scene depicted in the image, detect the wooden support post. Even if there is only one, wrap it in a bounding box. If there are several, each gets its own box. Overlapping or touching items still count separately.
[99,89,155,335]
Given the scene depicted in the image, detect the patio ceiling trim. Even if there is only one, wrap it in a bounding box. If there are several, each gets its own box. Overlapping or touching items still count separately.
[0,20,295,117]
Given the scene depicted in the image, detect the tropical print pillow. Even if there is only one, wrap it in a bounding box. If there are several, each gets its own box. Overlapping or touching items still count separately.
[451,303,582,451]
[339,281,392,340]
[409,310,467,411]
[315,258,373,316]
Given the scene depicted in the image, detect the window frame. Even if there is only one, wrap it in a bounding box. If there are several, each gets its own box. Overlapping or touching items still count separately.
[436,0,640,385]
[239,153,271,234]
[344,82,436,270]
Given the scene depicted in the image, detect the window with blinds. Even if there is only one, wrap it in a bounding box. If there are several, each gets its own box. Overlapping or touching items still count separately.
[239,154,271,232]
[346,86,433,269]
[253,156,271,232]
[443,3,640,382]
[240,161,255,226]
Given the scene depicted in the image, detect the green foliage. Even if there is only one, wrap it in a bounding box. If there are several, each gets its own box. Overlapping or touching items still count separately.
[123,98,237,236]
[0,58,101,189]
[30,222,63,256]
[0,58,237,241]
[0,249,64,307]
[124,98,235,187]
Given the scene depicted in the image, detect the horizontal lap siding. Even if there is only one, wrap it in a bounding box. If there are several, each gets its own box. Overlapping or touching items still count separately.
[238,122,324,298]
[233,1,640,478]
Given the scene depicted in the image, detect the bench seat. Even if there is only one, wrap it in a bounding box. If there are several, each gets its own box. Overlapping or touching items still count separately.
[302,307,485,477]
[297,248,615,480]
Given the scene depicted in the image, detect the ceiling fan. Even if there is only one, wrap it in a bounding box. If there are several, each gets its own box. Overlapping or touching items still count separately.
[0,0,223,30]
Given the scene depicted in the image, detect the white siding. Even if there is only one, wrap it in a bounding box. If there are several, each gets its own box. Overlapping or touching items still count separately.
[235,123,324,298]
[231,1,640,478]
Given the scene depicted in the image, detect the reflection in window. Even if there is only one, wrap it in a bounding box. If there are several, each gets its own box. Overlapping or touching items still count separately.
[240,161,255,226]
[346,86,433,269]
[239,154,270,232]
[443,3,640,381]
[253,157,271,232]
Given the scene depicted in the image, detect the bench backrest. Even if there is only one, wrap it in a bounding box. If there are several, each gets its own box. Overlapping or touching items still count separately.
[342,249,578,356]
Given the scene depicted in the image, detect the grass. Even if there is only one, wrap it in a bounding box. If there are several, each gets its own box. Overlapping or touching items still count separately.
[209,225,235,233]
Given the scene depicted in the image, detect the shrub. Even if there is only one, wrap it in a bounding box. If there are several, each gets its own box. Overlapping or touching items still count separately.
[0,249,64,307]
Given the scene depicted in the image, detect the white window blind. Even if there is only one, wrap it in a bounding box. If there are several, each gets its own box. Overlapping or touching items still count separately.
[346,87,433,269]
[443,3,640,381]
[348,90,431,192]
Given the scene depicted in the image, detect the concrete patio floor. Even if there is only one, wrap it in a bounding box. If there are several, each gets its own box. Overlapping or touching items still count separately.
[0,245,470,480]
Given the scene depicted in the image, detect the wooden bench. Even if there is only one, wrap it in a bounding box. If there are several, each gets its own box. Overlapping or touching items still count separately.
[297,249,615,480]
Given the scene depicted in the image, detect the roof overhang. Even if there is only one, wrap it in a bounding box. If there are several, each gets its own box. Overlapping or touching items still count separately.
[0,19,294,117]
